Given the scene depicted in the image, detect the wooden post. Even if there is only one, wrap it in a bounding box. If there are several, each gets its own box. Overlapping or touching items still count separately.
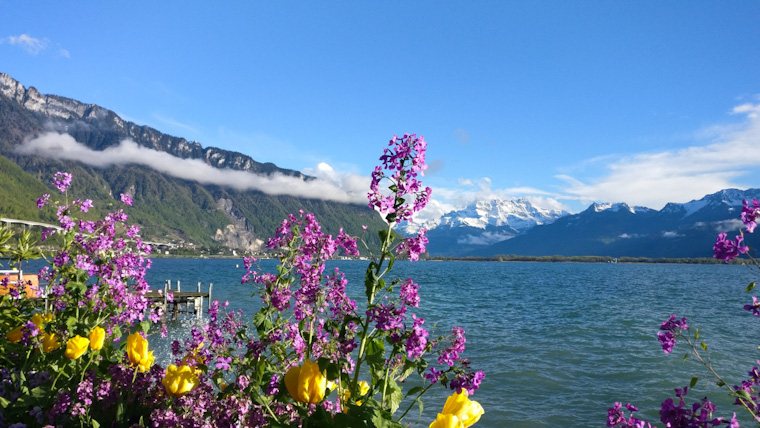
[208,283,213,307]
[177,281,181,293]
[197,281,201,292]
[162,280,168,323]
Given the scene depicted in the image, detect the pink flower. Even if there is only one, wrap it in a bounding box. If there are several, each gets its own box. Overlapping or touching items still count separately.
[120,193,133,206]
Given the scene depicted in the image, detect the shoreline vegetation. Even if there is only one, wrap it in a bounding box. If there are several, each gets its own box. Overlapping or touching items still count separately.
[144,252,738,265]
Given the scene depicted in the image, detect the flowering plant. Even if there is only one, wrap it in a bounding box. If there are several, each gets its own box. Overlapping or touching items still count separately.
[607,199,760,427]
[0,134,485,428]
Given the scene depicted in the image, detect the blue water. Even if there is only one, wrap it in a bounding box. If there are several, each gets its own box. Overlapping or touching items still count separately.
[137,259,760,427]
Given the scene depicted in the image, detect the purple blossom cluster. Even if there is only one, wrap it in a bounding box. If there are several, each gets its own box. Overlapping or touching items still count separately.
[396,229,429,261]
[657,314,689,354]
[742,199,760,233]
[608,388,739,428]
[52,171,72,193]
[713,233,749,262]
[713,199,760,262]
[368,134,432,224]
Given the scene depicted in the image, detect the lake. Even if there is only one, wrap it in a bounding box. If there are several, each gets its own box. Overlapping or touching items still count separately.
[139,258,759,427]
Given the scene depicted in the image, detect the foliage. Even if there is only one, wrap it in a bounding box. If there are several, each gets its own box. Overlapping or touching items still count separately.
[0,134,485,428]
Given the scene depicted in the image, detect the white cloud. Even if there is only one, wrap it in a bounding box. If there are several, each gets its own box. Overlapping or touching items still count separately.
[15,132,369,204]
[2,34,69,58]
[3,34,48,55]
[557,102,760,209]
[433,177,570,213]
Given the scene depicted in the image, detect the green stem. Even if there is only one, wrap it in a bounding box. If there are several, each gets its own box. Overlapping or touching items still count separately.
[397,383,435,422]
[380,352,395,409]
[351,222,395,396]
[685,336,758,421]
[80,352,96,383]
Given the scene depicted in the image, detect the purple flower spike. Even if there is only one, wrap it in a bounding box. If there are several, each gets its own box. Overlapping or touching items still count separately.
[52,172,72,192]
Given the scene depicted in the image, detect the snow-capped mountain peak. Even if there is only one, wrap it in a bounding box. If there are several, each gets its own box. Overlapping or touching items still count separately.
[410,197,568,234]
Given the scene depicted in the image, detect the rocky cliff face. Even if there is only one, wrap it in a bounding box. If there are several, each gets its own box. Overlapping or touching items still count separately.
[214,198,263,252]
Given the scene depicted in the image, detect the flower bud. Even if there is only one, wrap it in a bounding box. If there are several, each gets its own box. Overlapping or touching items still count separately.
[162,364,200,397]
[89,326,105,351]
[127,332,154,372]
[65,335,90,359]
[284,359,327,404]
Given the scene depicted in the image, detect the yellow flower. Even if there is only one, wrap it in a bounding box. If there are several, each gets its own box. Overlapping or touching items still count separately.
[342,380,370,411]
[65,335,90,359]
[6,326,23,343]
[429,413,465,428]
[162,364,200,397]
[89,326,105,351]
[441,390,484,428]
[284,359,327,404]
[41,332,60,353]
[127,332,154,372]
[31,313,54,327]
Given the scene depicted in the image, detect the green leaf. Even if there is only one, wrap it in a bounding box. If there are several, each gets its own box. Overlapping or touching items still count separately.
[748,282,756,293]
[65,316,78,332]
[386,380,403,414]
[717,380,726,387]
[690,376,698,388]
[735,389,753,402]
[370,407,403,428]
[405,386,424,397]
[701,342,707,351]
[139,320,151,334]
[683,353,689,361]
[694,329,699,340]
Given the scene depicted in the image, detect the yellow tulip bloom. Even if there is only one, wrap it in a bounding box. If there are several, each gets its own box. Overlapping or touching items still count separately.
[65,335,90,359]
[441,390,484,428]
[6,326,23,343]
[31,313,54,327]
[127,332,154,372]
[162,364,200,397]
[41,332,60,353]
[429,413,465,428]
[284,360,327,404]
[89,326,105,351]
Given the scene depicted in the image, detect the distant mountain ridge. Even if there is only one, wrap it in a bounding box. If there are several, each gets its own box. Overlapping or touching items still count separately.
[463,189,760,259]
[0,73,384,252]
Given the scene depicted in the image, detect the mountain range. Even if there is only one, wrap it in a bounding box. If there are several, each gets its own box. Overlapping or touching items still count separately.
[0,73,384,253]
[428,189,759,258]
[0,72,755,259]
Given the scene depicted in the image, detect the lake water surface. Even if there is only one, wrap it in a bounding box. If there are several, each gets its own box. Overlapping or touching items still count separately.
[143,258,760,427]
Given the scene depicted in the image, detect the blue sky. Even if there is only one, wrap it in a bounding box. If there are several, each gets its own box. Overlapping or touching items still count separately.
[2,1,760,218]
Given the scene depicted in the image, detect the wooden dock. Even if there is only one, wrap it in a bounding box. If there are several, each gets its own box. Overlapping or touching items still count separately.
[146,280,213,321]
